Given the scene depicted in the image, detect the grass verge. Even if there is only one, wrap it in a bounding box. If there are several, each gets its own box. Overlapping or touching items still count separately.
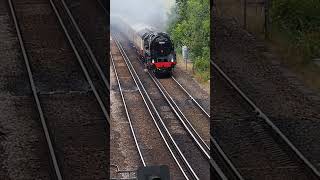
[175,53,210,93]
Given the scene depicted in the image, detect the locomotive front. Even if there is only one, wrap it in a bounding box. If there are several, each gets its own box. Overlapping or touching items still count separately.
[118,21,177,76]
[144,32,176,75]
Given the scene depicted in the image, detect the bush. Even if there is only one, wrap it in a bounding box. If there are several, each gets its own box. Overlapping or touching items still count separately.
[194,46,210,71]
[272,0,320,32]
[271,0,320,60]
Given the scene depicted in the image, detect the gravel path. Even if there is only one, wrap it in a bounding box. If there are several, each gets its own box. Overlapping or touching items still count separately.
[173,67,210,114]
[110,57,141,178]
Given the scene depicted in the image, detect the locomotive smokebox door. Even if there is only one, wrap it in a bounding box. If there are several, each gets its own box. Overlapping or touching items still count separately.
[137,165,170,180]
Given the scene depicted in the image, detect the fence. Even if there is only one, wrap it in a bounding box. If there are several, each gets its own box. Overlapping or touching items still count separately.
[216,0,270,39]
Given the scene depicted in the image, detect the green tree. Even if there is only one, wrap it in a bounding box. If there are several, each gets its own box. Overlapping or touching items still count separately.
[271,0,320,60]
[167,0,210,80]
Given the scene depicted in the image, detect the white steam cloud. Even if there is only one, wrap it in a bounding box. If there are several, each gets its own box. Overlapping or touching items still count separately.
[111,0,173,31]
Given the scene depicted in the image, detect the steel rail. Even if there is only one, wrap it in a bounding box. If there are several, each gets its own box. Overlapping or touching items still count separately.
[170,75,244,179]
[130,46,211,156]
[211,136,245,180]
[8,0,63,180]
[151,73,235,180]
[113,34,199,180]
[171,74,244,179]
[8,0,63,179]
[153,74,244,180]
[128,42,234,179]
[112,35,192,180]
[95,0,108,15]
[49,0,110,124]
[136,55,212,155]
[60,0,110,91]
[130,47,211,154]
[113,30,243,179]
[210,158,228,180]
[110,53,146,166]
[166,73,241,180]
[126,40,213,160]
[114,32,243,179]
[9,0,63,179]
[171,77,210,117]
[149,73,210,158]
[211,60,320,178]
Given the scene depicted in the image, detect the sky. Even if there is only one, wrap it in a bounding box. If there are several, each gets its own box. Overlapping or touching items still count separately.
[110,0,175,30]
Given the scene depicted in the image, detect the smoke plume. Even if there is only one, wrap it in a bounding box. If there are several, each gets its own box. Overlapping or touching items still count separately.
[111,0,172,31]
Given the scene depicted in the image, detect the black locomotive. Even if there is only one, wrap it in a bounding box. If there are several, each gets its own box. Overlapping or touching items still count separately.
[112,16,176,75]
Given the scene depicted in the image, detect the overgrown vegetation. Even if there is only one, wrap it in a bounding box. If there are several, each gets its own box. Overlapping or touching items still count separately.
[271,0,320,62]
[167,0,210,81]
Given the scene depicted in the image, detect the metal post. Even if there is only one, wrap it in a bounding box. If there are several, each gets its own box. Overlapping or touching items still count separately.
[185,58,187,71]
[182,46,188,72]
[265,0,270,39]
[243,0,247,29]
[192,61,194,74]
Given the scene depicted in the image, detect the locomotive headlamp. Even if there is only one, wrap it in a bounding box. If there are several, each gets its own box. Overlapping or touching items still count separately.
[152,59,155,63]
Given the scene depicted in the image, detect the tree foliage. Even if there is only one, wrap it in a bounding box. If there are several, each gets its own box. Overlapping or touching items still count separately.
[272,0,320,32]
[271,0,320,60]
[167,0,210,80]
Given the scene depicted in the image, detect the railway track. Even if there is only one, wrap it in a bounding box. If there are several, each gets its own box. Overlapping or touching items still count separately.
[112,28,320,179]
[95,0,108,13]
[111,36,190,179]
[113,30,234,180]
[211,60,320,179]
[113,32,210,180]
[157,76,210,149]
[64,0,109,86]
[9,0,108,179]
[153,69,238,180]
[0,1,53,179]
[51,0,110,113]
[155,76,240,179]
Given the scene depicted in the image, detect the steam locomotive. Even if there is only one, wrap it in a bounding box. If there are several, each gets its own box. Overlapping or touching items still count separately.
[113,17,177,75]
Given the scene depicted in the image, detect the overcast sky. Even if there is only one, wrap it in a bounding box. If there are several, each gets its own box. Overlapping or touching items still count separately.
[111,0,172,30]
